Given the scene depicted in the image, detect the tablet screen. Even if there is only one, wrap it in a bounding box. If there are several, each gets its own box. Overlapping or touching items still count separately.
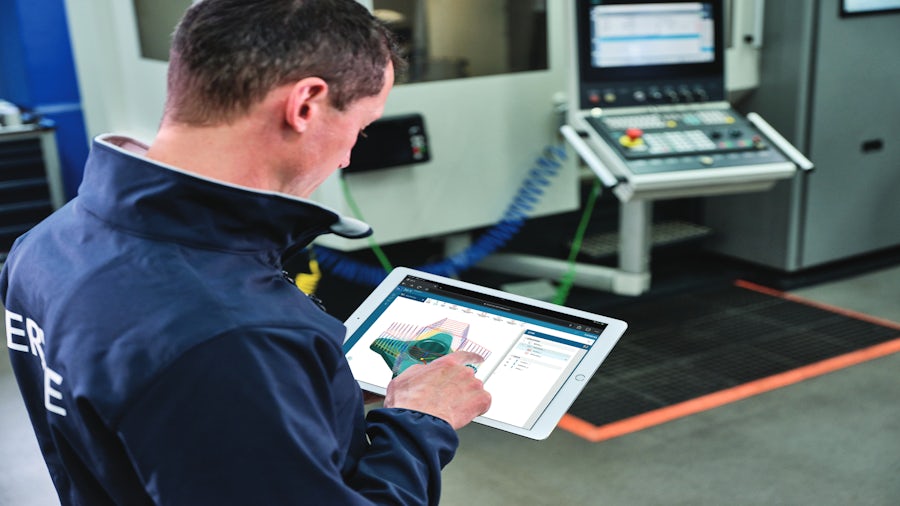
[343,268,626,439]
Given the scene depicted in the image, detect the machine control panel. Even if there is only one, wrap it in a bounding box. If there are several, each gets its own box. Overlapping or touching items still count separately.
[584,107,791,175]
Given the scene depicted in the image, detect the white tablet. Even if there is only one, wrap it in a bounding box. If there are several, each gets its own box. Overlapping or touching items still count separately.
[343,267,627,440]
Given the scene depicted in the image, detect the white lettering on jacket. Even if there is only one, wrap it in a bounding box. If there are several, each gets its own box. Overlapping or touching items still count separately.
[6,309,68,416]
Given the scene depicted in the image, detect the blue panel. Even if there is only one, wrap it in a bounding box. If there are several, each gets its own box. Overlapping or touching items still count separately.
[0,2,30,103]
[2,0,89,200]
[14,0,82,106]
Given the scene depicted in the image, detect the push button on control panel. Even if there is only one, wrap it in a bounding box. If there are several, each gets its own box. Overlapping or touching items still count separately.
[619,127,645,150]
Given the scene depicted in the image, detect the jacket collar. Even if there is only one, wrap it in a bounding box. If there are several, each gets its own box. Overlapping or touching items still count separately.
[77,135,371,255]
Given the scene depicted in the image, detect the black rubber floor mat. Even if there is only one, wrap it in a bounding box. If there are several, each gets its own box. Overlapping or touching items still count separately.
[566,281,900,432]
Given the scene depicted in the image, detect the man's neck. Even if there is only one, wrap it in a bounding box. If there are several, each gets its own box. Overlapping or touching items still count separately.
[146,122,272,189]
[145,85,314,195]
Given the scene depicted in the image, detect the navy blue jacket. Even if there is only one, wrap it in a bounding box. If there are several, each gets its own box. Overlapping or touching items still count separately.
[1,135,458,505]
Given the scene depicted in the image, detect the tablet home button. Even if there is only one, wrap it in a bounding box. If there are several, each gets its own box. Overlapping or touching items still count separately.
[575,374,586,381]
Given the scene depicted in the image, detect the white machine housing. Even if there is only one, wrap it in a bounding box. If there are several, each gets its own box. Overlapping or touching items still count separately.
[63,0,578,252]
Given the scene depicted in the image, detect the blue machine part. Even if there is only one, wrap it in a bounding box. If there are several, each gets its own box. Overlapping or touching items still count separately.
[0,0,89,200]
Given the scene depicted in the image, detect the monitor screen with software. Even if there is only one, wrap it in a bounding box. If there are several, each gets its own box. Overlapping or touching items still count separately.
[589,2,716,68]
[574,0,725,109]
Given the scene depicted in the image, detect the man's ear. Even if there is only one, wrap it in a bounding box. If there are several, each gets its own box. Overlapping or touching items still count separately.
[285,77,329,133]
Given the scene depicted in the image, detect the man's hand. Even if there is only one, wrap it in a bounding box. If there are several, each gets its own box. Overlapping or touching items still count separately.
[383,351,492,430]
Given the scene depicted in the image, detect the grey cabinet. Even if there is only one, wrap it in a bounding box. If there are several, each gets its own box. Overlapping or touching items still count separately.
[1,123,63,260]
[703,0,900,271]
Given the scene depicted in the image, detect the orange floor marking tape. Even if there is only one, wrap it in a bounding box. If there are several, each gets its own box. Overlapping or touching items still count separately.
[559,280,900,442]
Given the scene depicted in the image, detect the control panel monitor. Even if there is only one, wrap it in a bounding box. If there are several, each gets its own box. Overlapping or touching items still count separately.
[575,0,725,109]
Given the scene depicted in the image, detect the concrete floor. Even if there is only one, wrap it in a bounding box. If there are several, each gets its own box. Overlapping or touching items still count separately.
[2,263,899,505]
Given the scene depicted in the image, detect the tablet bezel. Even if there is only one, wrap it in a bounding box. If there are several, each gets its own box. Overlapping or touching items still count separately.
[343,267,628,440]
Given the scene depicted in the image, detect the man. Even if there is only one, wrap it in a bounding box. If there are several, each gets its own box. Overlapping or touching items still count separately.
[1,0,491,504]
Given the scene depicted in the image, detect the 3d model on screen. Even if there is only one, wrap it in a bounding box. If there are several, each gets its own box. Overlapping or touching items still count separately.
[370,318,491,376]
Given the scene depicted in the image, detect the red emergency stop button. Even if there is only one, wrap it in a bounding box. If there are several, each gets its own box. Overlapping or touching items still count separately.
[625,127,643,140]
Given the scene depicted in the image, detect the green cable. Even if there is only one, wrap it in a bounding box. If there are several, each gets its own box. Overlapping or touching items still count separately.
[340,177,394,274]
[340,172,599,305]
[552,179,602,306]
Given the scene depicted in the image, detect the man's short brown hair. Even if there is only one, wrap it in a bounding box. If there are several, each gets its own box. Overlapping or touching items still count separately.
[166,0,405,125]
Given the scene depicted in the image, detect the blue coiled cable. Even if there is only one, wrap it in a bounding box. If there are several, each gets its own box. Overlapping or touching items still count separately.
[313,144,568,287]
